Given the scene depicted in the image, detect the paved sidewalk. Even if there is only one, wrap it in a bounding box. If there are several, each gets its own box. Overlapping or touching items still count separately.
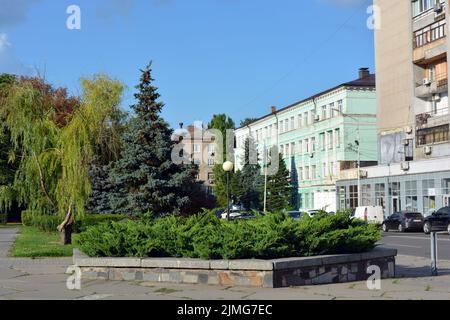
[1,227,450,300]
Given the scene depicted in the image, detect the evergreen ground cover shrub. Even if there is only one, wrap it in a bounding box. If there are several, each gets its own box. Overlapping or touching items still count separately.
[78,210,381,260]
[21,211,126,233]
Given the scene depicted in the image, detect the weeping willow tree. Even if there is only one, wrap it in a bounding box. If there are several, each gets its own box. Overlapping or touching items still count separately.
[0,75,124,243]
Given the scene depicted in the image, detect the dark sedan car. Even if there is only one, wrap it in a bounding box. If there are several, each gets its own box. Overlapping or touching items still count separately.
[423,206,450,234]
[382,211,424,232]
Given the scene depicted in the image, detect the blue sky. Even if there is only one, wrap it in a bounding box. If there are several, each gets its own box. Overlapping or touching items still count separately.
[0,0,374,128]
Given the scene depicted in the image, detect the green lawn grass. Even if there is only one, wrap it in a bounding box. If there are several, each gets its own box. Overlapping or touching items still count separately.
[10,226,79,258]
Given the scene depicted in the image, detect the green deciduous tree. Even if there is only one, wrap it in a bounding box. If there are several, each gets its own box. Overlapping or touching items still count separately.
[0,74,124,243]
[108,62,198,216]
[208,114,235,207]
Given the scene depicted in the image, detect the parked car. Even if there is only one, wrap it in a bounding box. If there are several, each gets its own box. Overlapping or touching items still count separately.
[220,209,243,220]
[234,211,265,220]
[305,210,320,217]
[353,206,384,224]
[382,211,424,232]
[287,211,304,221]
[423,206,450,234]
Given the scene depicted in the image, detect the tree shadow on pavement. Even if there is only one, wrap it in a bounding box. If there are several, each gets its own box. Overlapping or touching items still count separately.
[396,264,450,278]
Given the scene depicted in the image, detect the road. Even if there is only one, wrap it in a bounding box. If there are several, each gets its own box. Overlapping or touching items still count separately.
[380,231,450,260]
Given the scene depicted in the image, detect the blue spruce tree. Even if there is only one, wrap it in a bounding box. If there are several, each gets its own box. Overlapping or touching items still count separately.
[109,62,198,216]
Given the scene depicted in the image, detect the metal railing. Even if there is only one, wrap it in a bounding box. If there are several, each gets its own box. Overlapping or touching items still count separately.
[413,20,446,49]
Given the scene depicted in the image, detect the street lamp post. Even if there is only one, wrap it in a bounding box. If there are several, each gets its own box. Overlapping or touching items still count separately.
[223,161,234,221]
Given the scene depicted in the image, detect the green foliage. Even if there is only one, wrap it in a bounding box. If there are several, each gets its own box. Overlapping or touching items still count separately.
[0,75,124,218]
[109,62,198,216]
[239,118,257,128]
[78,210,381,260]
[232,137,263,210]
[208,114,235,207]
[266,153,291,212]
[20,211,126,233]
[0,213,7,224]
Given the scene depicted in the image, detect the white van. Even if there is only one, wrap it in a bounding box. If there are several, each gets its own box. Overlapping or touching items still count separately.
[353,206,384,224]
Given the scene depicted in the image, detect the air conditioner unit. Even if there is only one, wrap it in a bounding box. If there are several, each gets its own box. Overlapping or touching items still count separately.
[434,2,443,13]
[433,94,441,101]
[208,180,215,184]
[423,78,432,86]
[423,146,432,155]
[309,152,314,158]
[402,139,410,146]
[401,162,410,171]
[314,115,320,122]
[404,126,413,134]
[359,170,368,178]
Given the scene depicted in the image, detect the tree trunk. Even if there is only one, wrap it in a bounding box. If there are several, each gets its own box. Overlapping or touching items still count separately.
[59,223,73,245]
[57,206,73,245]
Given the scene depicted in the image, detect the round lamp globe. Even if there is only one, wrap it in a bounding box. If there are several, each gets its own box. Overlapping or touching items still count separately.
[222,161,234,172]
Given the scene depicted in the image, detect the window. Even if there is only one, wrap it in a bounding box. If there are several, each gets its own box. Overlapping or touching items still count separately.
[322,162,327,178]
[298,114,303,128]
[375,183,385,209]
[311,165,317,180]
[290,117,295,131]
[349,185,358,208]
[327,131,333,149]
[412,0,440,17]
[442,178,450,194]
[337,100,343,115]
[305,166,310,180]
[208,158,215,166]
[305,139,310,154]
[417,124,449,145]
[339,186,346,210]
[311,137,316,152]
[193,144,201,154]
[299,167,303,181]
[329,103,334,118]
[304,112,309,126]
[310,110,315,124]
[284,120,289,132]
[320,133,325,150]
[290,142,295,156]
[335,129,341,148]
[330,161,336,177]
[207,144,215,154]
[423,180,436,216]
[208,173,215,182]
[280,145,284,157]
[321,106,327,120]
[298,140,303,155]
[362,184,371,206]
[405,181,418,212]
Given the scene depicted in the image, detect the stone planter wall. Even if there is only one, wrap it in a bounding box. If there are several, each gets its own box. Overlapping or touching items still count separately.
[73,247,397,288]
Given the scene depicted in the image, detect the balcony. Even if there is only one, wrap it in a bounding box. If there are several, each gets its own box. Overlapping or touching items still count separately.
[413,20,447,64]
[415,73,448,98]
[416,107,450,130]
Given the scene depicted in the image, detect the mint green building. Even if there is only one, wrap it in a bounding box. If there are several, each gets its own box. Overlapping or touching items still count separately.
[234,69,377,212]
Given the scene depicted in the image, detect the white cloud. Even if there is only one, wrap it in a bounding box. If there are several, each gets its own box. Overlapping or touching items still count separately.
[0,33,33,75]
[0,33,11,52]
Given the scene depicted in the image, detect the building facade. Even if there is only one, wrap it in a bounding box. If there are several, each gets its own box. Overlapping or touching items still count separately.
[174,123,216,195]
[234,69,377,212]
[337,0,450,217]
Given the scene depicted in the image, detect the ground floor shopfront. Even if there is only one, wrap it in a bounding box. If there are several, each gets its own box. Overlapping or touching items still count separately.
[336,169,450,217]
[298,186,336,212]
